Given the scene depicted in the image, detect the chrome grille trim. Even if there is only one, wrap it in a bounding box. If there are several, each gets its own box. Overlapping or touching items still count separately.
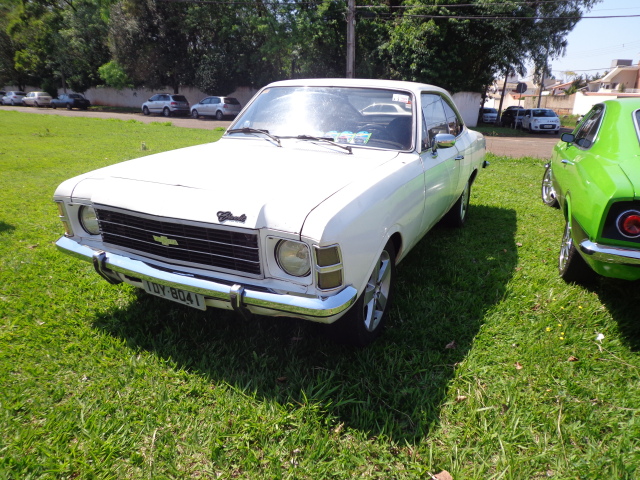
[94,206,261,276]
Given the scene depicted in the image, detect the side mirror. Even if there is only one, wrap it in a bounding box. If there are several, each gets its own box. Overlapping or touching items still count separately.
[431,133,456,155]
[561,132,575,144]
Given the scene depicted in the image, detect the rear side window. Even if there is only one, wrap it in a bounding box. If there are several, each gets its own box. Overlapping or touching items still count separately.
[224,97,240,105]
[172,95,188,102]
[574,104,604,149]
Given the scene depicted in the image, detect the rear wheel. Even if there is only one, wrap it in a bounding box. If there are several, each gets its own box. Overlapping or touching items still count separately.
[541,165,559,208]
[442,180,471,227]
[215,110,224,120]
[559,218,593,283]
[163,107,171,117]
[66,103,72,110]
[327,241,396,347]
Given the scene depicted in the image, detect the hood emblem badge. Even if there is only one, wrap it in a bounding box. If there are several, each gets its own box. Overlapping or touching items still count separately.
[217,211,247,223]
[153,235,179,246]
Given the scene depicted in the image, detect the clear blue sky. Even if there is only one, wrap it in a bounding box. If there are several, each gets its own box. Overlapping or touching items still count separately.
[548,0,640,81]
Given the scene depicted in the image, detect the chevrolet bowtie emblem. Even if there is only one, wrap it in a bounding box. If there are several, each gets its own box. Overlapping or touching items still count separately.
[153,235,179,246]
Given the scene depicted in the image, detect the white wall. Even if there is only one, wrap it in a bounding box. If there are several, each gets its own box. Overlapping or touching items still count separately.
[82,86,258,109]
[452,91,482,128]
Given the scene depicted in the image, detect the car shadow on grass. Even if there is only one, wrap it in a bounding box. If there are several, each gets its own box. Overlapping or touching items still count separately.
[92,204,518,444]
[588,279,640,352]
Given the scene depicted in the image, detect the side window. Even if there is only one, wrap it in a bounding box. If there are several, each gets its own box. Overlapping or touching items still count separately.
[442,100,463,137]
[212,97,220,104]
[421,93,449,148]
[574,105,604,149]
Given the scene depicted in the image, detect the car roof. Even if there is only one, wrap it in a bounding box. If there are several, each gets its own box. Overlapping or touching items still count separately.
[265,78,450,97]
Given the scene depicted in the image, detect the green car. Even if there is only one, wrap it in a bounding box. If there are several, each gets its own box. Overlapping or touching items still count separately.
[541,98,640,282]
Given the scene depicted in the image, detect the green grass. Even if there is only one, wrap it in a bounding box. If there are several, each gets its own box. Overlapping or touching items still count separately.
[1,111,639,479]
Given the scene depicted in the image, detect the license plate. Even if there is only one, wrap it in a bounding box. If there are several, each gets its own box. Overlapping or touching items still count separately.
[143,280,206,310]
[542,125,553,129]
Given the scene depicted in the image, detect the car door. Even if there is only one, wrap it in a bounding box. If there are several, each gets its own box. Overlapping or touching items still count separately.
[553,104,605,207]
[149,95,163,114]
[418,92,462,232]
[198,97,211,115]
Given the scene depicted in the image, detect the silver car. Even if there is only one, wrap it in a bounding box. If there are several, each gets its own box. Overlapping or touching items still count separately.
[142,94,190,117]
[2,91,27,106]
[190,96,241,120]
[22,91,52,107]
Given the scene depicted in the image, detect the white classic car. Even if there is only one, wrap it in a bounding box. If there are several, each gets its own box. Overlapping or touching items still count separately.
[54,79,487,346]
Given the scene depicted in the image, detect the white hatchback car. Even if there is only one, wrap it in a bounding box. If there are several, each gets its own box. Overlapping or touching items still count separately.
[22,91,52,107]
[522,108,561,134]
[54,79,487,346]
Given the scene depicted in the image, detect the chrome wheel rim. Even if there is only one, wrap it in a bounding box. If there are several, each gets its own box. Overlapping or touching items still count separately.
[460,183,470,220]
[559,221,572,272]
[362,250,392,332]
[542,169,556,204]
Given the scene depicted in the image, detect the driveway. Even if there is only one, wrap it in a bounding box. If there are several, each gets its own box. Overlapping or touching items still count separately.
[5,105,560,158]
[484,132,563,159]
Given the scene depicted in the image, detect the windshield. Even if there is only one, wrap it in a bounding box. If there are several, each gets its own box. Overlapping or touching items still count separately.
[532,109,557,117]
[227,86,415,150]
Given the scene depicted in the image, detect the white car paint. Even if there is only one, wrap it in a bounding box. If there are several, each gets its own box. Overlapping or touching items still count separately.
[54,78,487,345]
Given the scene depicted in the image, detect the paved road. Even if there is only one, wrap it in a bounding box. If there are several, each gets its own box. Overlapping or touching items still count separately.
[5,105,560,158]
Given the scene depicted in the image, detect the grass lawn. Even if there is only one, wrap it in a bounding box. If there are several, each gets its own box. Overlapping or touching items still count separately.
[1,110,638,479]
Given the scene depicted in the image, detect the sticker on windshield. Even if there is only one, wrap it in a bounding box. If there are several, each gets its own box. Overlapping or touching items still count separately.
[392,94,410,104]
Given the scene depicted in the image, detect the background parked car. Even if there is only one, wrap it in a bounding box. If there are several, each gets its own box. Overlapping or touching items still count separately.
[2,91,27,105]
[142,94,190,117]
[190,96,241,119]
[479,107,498,124]
[541,98,640,282]
[522,108,560,134]
[22,91,52,107]
[51,93,91,110]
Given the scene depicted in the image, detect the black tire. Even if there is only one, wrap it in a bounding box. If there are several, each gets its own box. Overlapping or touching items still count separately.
[558,218,594,283]
[142,106,150,116]
[191,109,199,119]
[34,102,39,108]
[52,103,57,109]
[327,241,396,347]
[66,103,72,110]
[215,110,224,120]
[163,107,171,117]
[442,180,471,227]
[541,165,559,208]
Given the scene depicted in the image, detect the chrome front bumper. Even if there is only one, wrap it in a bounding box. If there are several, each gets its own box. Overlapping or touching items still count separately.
[56,236,357,323]
[580,240,640,266]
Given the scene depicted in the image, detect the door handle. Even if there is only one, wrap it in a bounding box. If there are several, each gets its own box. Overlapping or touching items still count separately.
[561,159,574,166]
[455,155,464,161]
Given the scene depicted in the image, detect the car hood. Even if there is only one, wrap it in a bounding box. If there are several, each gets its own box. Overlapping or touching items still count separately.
[62,138,400,234]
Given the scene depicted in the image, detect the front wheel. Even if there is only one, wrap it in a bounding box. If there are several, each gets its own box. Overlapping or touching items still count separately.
[442,180,471,227]
[52,103,57,109]
[327,241,396,347]
[541,165,559,208]
[142,106,150,115]
[66,103,72,110]
[559,218,593,283]
[191,109,199,119]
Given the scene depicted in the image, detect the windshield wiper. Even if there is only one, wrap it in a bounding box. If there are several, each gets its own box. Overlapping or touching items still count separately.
[227,127,281,147]
[281,134,352,154]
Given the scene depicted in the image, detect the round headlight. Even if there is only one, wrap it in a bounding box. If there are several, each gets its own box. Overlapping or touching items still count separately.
[276,240,311,277]
[617,210,640,238]
[79,206,100,235]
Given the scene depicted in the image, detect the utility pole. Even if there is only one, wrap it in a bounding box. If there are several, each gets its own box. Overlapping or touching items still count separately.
[346,0,355,78]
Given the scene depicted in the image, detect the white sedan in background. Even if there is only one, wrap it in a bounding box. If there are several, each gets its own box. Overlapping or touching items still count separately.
[54,78,487,346]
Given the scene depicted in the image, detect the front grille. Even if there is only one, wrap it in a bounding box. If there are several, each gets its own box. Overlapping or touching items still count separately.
[95,208,261,275]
